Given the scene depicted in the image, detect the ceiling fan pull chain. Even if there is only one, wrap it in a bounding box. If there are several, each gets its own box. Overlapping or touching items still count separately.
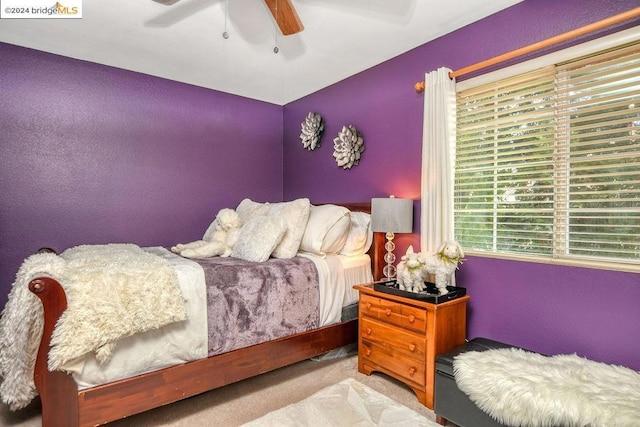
[222,0,229,39]
[273,0,279,53]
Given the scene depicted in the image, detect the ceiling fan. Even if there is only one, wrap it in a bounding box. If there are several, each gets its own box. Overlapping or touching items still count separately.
[152,0,304,35]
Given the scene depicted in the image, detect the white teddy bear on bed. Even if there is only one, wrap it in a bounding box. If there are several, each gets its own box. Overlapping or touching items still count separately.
[423,240,465,295]
[171,208,242,259]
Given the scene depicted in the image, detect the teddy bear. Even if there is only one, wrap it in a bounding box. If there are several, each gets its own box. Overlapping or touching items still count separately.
[423,240,464,294]
[396,245,428,293]
[171,208,242,259]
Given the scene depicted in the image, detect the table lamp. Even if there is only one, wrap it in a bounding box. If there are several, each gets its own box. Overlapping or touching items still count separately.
[371,196,413,280]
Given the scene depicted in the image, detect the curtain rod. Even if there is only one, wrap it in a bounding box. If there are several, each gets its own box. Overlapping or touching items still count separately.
[414,6,640,93]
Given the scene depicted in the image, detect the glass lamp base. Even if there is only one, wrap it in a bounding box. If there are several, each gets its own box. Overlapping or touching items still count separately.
[383,232,397,280]
[383,264,397,280]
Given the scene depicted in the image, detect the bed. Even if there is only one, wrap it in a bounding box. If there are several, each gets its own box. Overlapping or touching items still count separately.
[6,201,383,426]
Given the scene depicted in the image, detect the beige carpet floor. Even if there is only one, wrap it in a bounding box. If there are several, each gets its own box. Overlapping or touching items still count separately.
[0,353,443,426]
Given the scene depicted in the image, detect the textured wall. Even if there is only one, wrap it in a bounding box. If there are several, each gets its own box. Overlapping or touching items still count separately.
[0,43,283,309]
[283,0,640,369]
[1,0,638,371]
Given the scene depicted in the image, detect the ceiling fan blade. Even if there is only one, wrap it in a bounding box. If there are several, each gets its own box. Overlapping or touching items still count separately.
[263,0,304,35]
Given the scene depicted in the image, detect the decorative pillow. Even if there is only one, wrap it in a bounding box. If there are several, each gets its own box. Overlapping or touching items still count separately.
[299,204,351,255]
[232,215,286,262]
[339,211,373,256]
[235,198,270,224]
[268,198,311,259]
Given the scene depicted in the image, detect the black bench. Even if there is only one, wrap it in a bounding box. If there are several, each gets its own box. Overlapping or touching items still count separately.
[434,337,520,427]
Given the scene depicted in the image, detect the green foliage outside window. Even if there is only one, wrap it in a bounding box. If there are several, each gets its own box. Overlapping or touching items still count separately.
[454,42,640,266]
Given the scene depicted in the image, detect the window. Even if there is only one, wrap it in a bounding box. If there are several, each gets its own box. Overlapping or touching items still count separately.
[454,41,640,270]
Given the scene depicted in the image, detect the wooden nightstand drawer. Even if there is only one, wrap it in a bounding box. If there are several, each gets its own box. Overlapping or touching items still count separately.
[361,317,425,358]
[361,341,426,386]
[360,294,426,333]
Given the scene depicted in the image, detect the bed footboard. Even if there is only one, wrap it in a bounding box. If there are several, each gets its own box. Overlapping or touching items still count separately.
[29,276,358,426]
[29,277,81,426]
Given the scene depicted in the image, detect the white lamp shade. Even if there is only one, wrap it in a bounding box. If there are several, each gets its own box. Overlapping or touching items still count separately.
[371,198,413,233]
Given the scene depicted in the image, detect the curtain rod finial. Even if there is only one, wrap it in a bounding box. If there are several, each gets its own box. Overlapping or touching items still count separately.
[414,81,425,93]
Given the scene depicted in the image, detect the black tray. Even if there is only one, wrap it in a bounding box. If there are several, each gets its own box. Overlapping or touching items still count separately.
[373,280,466,304]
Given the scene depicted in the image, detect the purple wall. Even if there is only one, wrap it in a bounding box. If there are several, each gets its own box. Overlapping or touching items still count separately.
[283,0,640,369]
[0,43,284,309]
[1,0,638,371]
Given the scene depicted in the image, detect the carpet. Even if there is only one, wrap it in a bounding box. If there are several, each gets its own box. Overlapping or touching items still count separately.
[242,377,439,426]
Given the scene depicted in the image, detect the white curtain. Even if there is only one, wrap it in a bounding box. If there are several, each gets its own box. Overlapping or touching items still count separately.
[420,68,456,254]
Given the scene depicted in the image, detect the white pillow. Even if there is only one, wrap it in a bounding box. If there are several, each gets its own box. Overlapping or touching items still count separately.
[339,211,373,256]
[268,198,311,259]
[235,198,270,224]
[232,216,286,262]
[299,204,351,255]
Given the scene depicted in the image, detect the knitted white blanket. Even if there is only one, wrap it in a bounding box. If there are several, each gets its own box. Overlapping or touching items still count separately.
[0,244,185,410]
[453,347,640,427]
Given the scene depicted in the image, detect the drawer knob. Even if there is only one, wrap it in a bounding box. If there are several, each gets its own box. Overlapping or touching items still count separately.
[409,343,416,352]
[366,302,372,310]
[408,315,415,323]
[408,367,417,375]
[366,328,372,335]
[365,348,371,356]
[385,309,391,316]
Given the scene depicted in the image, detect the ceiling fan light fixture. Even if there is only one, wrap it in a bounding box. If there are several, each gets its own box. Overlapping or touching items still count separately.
[151,0,303,36]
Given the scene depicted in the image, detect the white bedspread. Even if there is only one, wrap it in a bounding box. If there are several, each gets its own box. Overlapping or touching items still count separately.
[301,253,371,326]
[73,251,371,389]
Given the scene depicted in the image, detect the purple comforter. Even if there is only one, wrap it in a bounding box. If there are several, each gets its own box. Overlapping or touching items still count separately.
[193,256,320,356]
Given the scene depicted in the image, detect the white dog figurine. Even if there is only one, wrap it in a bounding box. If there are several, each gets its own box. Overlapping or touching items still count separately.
[396,245,428,293]
[423,240,464,294]
[172,208,242,259]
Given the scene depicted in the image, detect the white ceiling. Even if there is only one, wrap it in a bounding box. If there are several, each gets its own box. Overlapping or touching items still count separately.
[0,0,522,105]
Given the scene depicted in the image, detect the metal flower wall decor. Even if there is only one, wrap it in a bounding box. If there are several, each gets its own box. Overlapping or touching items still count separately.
[333,125,365,169]
[300,112,324,150]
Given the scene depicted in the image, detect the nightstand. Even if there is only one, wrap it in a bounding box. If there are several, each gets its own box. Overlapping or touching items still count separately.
[353,282,469,410]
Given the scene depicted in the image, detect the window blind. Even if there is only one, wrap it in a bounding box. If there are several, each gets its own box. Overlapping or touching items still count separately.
[454,41,640,266]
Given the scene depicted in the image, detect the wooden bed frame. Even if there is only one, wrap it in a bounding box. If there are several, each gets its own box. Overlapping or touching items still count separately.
[28,202,384,426]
